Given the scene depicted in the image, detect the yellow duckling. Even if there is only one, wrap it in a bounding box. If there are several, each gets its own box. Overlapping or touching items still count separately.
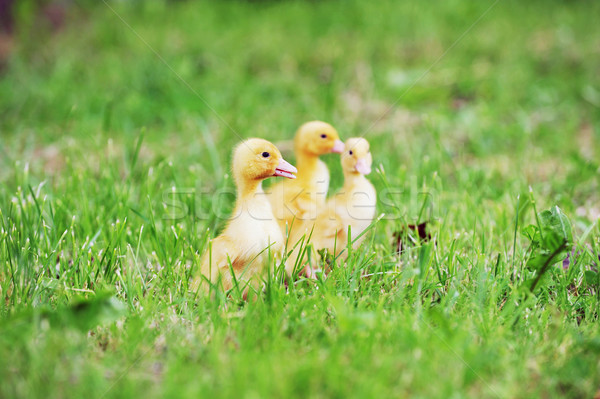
[266,121,344,236]
[195,138,297,293]
[286,138,376,275]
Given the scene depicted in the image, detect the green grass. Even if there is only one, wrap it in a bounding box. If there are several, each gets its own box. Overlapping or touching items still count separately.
[1,0,600,397]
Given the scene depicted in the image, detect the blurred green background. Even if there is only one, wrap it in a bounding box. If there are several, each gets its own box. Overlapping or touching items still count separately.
[1,1,599,398]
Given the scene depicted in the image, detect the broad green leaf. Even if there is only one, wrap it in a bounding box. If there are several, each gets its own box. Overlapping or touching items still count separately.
[526,253,548,271]
[584,270,599,288]
[539,206,573,246]
[521,206,574,293]
[522,225,539,243]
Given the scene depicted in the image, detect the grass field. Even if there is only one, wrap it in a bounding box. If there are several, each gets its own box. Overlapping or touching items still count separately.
[1,0,600,397]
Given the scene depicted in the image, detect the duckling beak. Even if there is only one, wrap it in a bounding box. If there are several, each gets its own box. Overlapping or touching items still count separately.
[355,158,371,175]
[274,158,298,179]
[331,139,345,153]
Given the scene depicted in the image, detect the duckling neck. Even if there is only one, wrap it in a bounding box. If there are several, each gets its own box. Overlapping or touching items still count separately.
[236,179,263,204]
[295,151,319,183]
[342,171,367,190]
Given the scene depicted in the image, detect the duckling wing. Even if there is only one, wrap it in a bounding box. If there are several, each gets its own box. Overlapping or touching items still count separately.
[310,212,348,251]
[199,236,248,288]
[289,194,320,220]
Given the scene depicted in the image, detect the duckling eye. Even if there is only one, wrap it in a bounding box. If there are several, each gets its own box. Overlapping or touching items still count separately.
[349,150,353,155]
[261,152,270,158]
[320,134,327,139]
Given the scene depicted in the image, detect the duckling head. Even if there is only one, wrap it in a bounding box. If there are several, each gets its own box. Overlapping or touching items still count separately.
[232,138,297,186]
[342,138,372,175]
[294,121,344,156]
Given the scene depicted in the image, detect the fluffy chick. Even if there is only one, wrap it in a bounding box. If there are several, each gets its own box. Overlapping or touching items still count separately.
[194,138,297,293]
[266,121,344,237]
[286,138,376,275]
